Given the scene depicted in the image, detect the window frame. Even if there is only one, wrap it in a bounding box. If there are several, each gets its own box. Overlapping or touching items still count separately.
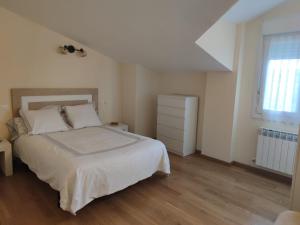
[252,33,265,119]
[253,31,300,124]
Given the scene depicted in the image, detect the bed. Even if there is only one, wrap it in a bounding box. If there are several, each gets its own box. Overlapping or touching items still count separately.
[11,88,170,214]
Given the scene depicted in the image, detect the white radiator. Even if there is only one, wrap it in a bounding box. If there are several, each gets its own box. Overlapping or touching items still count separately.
[256,128,298,175]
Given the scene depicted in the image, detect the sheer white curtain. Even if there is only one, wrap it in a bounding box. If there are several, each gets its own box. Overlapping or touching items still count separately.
[257,32,300,123]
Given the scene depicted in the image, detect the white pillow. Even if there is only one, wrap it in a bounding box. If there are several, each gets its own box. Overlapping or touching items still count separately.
[64,104,102,129]
[20,108,69,135]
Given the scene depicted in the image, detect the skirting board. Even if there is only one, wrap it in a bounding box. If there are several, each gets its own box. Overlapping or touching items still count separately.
[231,161,292,185]
[150,146,291,184]
[196,152,292,185]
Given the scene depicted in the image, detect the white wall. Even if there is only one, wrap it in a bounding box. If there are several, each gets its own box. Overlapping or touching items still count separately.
[232,0,300,165]
[135,65,160,137]
[202,71,237,162]
[0,7,122,138]
[201,22,244,162]
[120,64,137,132]
[121,64,160,138]
[196,19,237,71]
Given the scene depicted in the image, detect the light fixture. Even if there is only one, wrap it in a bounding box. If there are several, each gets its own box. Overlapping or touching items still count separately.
[58,45,87,57]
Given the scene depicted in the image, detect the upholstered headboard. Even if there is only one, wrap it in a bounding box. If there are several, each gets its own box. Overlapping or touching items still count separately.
[11,88,98,117]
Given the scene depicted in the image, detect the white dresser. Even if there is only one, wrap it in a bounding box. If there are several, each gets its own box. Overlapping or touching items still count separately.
[156,95,198,156]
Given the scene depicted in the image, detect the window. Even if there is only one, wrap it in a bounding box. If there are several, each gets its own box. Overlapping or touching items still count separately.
[256,32,300,123]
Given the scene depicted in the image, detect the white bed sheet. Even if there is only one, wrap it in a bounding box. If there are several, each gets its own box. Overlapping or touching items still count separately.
[14,126,170,214]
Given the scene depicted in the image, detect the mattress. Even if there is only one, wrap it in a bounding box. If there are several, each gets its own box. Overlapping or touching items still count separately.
[14,126,170,214]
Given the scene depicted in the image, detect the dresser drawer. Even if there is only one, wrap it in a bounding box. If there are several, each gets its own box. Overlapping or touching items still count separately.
[157,124,184,141]
[157,134,183,154]
[157,105,185,118]
[158,96,186,109]
[157,114,185,130]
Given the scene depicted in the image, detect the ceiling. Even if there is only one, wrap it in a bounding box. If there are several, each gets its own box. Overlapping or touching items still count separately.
[223,0,286,23]
[0,0,236,72]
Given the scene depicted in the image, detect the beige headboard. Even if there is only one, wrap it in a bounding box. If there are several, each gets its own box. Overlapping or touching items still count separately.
[11,88,98,117]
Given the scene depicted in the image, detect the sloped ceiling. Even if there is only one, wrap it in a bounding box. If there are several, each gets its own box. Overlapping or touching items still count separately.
[224,0,286,23]
[0,0,236,72]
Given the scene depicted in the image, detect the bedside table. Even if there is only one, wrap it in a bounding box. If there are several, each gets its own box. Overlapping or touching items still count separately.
[106,123,128,132]
[0,139,13,176]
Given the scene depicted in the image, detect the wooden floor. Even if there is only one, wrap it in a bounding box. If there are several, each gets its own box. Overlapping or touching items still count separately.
[0,154,291,225]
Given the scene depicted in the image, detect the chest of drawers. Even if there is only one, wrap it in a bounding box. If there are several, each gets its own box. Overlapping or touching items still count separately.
[157,95,198,156]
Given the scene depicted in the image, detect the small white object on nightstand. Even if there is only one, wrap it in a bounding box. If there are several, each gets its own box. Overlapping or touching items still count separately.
[106,123,128,132]
[0,139,13,176]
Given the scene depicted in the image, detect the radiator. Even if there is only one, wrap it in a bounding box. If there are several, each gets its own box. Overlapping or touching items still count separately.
[256,128,298,175]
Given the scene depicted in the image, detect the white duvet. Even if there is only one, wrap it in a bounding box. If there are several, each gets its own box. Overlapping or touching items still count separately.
[14,126,170,214]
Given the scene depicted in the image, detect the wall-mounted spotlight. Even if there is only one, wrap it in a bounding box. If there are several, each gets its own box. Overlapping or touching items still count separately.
[58,45,87,57]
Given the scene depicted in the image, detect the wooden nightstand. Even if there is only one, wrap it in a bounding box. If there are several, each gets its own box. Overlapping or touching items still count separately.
[0,139,13,176]
[106,123,128,132]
